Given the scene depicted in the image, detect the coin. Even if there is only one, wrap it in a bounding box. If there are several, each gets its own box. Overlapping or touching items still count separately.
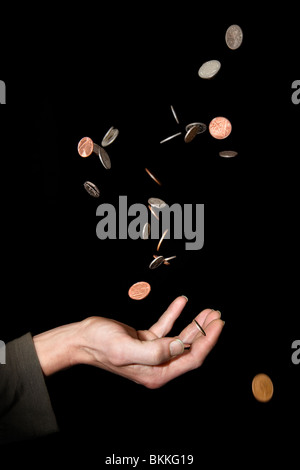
[164,255,176,262]
[184,125,201,143]
[149,256,165,270]
[185,122,207,134]
[198,60,221,79]
[148,197,166,209]
[160,132,182,144]
[128,281,151,300]
[219,150,238,158]
[145,168,162,186]
[101,126,119,147]
[83,181,100,198]
[225,24,243,50]
[170,105,180,124]
[252,373,274,403]
[99,146,112,169]
[148,205,160,221]
[142,222,151,240]
[78,137,94,157]
[157,229,169,251]
[209,117,232,140]
[153,254,170,265]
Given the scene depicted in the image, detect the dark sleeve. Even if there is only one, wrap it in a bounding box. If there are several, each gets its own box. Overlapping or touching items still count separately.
[0,333,59,444]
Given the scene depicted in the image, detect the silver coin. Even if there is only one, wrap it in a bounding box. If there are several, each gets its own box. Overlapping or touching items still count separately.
[83,181,100,198]
[142,222,151,240]
[225,24,243,50]
[185,122,207,134]
[170,105,180,124]
[148,197,166,209]
[149,256,165,270]
[164,255,176,262]
[160,132,182,144]
[99,146,112,169]
[219,150,238,158]
[101,126,119,147]
[198,60,221,79]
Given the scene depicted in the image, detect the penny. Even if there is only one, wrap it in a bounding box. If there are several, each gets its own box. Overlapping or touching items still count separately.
[219,150,238,158]
[170,105,180,124]
[198,60,221,79]
[99,146,111,169]
[157,229,169,252]
[142,222,151,240]
[185,122,207,135]
[78,137,94,157]
[252,373,274,403]
[209,117,232,140]
[149,256,165,270]
[148,197,166,209]
[145,168,162,186]
[225,24,243,50]
[101,126,119,147]
[83,181,100,198]
[184,125,200,143]
[160,132,182,144]
[148,205,160,221]
[128,281,151,300]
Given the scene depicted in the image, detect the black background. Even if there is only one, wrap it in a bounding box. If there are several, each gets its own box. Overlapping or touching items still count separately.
[1,4,299,466]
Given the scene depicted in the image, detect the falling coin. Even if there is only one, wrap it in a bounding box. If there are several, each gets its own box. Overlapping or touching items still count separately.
[145,168,162,186]
[78,137,94,157]
[225,24,243,50]
[128,281,151,300]
[157,229,169,251]
[252,373,274,403]
[142,222,151,240]
[101,126,119,147]
[185,122,207,135]
[164,255,176,262]
[148,205,160,221]
[193,318,206,336]
[184,125,201,143]
[149,255,165,270]
[83,181,100,198]
[209,117,232,140]
[153,254,170,265]
[198,60,221,79]
[160,132,182,144]
[219,150,238,158]
[148,197,166,209]
[99,146,112,169]
[170,105,180,124]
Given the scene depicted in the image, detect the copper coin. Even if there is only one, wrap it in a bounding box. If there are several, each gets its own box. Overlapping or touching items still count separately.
[78,137,94,157]
[184,125,200,143]
[157,229,169,251]
[145,168,162,186]
[225,24,243,50]
[209,117,232,140]
[252,373,274,403]
[128,281,151,300]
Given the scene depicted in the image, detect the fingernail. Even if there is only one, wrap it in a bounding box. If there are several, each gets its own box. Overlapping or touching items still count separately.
[181,295,188,302]
[215,310,221,317]
[169,339,185,357]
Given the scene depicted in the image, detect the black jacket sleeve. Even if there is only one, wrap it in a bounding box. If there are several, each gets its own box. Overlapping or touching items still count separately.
[0,333,59,444]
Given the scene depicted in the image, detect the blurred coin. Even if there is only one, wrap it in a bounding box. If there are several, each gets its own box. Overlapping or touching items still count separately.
[148,197,166,209]
[145,168,162,186]
[142,222,151,240]
[198,60,221,79]
[148,205,160,221]
[157,229,169,251]
[153,254,170,265]
[184,125,200,143]
[170,105,180,124]
[160,132,182,144]
[193,318,206,336]
[83,181,100,198]
[164,255,176,262]
[252,373,274,403]
[185,122,207,134]
[78,137,94,157]
[101,126,119,147]
[219,150,238,158]
[209,117,232,139]
[149,255,165,270]
[99,146,112,169]
[128,281,151,300]
[225,24,243,50]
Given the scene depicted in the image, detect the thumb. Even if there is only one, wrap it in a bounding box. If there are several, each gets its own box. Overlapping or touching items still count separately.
[126,337,185,366]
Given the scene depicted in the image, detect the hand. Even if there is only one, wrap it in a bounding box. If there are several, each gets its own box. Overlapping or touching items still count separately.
[34,296,224,388]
